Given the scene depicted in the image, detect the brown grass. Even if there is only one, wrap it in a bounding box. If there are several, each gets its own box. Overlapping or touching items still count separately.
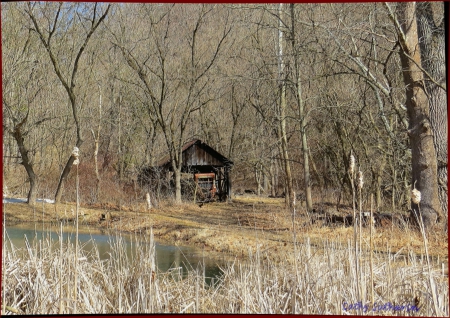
[2,195,448,263]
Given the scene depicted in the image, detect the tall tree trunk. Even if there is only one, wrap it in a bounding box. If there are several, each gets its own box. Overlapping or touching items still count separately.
[171,145,183,204]
[26,3,111,203]
[91,86,102,202]
[278,3,294,208]
[92,129,100,201]
[290,3,313,212]
[11,121,37,205]
[263,172,268,194]
[54,152,80,202]
[375,159,385,211]
[174,167,182,204]
[270,157,276,197]
[416,1,448,219]
[54,97,84,203]
[388,2,443,228]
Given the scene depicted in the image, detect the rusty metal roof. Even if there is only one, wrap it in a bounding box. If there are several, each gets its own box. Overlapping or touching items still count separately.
[156,139,233,168]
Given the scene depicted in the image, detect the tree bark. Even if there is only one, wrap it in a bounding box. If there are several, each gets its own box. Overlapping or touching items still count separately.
[174,167,182,204]
[388,2,443,228]
[270,158,276,197]
[91,86,102,202]
[11,119,37,205]
[416,1,448,219]
[290,3,313,212]
[173,145,183,204]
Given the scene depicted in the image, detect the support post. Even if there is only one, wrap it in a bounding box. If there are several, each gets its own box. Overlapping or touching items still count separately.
[226,166,232,202]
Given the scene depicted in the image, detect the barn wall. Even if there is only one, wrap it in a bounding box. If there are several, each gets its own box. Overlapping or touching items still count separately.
[183,144,223,167]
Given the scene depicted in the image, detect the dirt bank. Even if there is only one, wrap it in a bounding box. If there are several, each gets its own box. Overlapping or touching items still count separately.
[2,195,448,263]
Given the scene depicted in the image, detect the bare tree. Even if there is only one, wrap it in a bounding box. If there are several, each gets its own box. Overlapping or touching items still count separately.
[416,2,447,218]
[241,4,296,205]
[25,2,111,203]
[3,3,445,221]
[90,84,102,201]
[111,4,231,203]
[2,3,52,204]
[276,4,295,207]
[287,3,315,211]
[385,2,443,228]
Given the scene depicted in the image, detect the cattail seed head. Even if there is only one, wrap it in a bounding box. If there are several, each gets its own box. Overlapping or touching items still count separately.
[357,170,364,189]
[72,147,80,166]
[72,147,79,158]
[146,192,152,210]
[412,187,421,205]
[349,154,355,174]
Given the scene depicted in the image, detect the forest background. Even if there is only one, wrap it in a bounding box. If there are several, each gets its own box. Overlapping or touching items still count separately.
[2,2,447,230]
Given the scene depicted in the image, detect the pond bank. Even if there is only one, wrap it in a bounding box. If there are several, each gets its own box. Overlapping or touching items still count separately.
[3,196,295,263]
[2,195,448,264]
[4,222,225,287]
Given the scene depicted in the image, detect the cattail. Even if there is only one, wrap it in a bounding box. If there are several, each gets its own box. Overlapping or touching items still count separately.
[349,154,355,175]
[146,192,152,211]
[72,146,79,157]
[357,170,364,189]
[72,145,80,314]
[72,147,80,166]
[412,185,421,205]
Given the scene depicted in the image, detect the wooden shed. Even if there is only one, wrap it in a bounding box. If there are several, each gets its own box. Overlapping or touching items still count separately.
[157,139,233,201]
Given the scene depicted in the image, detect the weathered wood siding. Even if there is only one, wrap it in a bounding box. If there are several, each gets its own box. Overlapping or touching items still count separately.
[183,144,223,167]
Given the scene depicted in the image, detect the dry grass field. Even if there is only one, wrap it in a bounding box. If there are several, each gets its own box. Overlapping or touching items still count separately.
[2,195,449,314]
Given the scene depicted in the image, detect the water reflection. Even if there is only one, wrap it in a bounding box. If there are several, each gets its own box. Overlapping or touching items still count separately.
[4,223,224,286]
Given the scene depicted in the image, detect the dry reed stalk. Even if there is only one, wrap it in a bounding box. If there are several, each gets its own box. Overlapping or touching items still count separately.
[411,185,442,316]
[357,169,364,307]
[369,194,374,306]
[59,222,64,314]
[348,153,361,314]
[291,192,298,314]
[146,193,152,211]
[72,146,80,314]
[3,212,449,314]
[2,184,7,315]
[41,199,44,243]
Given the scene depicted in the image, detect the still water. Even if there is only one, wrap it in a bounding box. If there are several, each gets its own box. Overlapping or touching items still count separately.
[3,223,225,285]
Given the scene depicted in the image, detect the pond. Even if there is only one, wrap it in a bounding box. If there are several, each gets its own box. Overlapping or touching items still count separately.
[3,223,225,286]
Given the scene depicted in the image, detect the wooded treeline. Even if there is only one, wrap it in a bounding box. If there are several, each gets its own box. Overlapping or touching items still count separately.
[2,2,447,228]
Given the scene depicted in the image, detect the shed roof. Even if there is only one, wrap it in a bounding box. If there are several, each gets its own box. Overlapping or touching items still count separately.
[157,139,233,169]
